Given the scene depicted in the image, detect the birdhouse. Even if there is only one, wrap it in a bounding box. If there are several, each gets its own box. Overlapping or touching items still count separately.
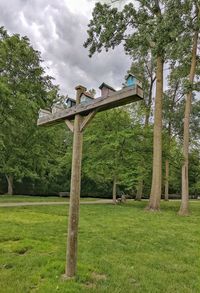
[80,92,94,104]
[125,73,142,88]
[99,82,116,98]
[65,97,76,108]
[38,109,52,119]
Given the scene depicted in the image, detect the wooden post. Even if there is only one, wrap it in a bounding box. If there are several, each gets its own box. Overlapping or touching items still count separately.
[65,85,86,278]
[37,82,143,278]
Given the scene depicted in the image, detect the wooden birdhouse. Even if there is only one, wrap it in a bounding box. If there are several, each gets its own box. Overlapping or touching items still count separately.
[99,82,116,98]
[126,73,142,88]
[65,97,76,108]
[80,92,94,104]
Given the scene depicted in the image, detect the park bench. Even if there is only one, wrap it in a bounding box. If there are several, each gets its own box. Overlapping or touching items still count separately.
[116,194,127,203]
[59,192,70,197]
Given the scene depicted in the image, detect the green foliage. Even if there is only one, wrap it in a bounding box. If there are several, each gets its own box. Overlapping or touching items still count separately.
[84,1,185,61]
[83,109,133,187]
[189,148,200,195]
[0,27,71,194]
[129,55,156,125]
[82,108,154,196]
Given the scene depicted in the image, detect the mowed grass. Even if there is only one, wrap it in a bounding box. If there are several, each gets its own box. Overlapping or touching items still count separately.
[0,201,200,293]
[0,195,67,203]
[0,195,99,203]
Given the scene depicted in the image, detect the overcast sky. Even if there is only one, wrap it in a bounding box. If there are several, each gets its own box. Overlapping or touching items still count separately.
[0,0,131,97]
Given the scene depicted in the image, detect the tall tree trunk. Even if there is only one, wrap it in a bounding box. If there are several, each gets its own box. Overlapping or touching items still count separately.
[6,175,13,195]
[164,160,169,201]
[164,80,179,202]
[164,120,172,202]
[147,55,163,211]
[145,76,156,127]
[178,30,198,216]
[135,180,143,201]
[112,176,117,204]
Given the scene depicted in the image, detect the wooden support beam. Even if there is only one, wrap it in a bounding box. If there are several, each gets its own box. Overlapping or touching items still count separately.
[65,120,74,132]
[65,113,82,278]
[37,85,143,126]
[80,110,97,132]
[37,81,144,279]
[65,85,85,279]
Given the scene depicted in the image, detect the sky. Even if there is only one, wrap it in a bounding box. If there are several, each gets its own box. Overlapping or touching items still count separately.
[0,0,131,97]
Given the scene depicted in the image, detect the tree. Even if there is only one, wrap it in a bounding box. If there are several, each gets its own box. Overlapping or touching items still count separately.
[129,54,156,126]
[166,1,200,214]
[178,2,200,215]
[162,74,183,200]
[128,56,156,199]
[83,109,133,203]
[0,27,58,194]
[84,0,185,210]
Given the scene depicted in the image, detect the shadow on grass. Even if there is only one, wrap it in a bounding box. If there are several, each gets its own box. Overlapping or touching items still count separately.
[122,200,185,215]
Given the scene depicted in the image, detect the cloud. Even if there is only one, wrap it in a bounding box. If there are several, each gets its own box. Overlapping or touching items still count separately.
[0,0,131,97]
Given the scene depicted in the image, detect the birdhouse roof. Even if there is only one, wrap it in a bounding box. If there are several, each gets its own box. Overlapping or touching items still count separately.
[80,92,95,99]
[66,97,76,103]
[126,73,136,80]
[99,82,116,92]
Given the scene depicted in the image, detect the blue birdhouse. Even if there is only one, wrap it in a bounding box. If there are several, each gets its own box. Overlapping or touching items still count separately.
[65,97,76,108]
[80,92,94,104]
[126,73,137,87]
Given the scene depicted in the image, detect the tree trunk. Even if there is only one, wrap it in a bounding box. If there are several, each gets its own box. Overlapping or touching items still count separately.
[147,55,163,211]
[164,160,169,201]
[178,30,198,216]
[135,180,143,201]
[164,79,178,202]
[6,175,13,195]
[112,176,117,204]
[145,76,156,127]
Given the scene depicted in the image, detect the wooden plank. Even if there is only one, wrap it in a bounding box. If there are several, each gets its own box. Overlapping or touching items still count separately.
[37,85,143,126]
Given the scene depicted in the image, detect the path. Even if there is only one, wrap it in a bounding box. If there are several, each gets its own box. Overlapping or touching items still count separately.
[0,199,113,208]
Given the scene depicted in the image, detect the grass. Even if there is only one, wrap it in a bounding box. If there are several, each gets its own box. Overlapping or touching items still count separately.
[0,201,200,292]
[0,195,99,203]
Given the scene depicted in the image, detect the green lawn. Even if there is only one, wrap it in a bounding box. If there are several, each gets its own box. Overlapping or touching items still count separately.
[0,201,199,293]
[0,195,99,203]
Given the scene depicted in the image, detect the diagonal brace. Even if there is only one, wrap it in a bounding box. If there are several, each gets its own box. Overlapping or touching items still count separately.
[80,110,97,132]
[65,119,74,132]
